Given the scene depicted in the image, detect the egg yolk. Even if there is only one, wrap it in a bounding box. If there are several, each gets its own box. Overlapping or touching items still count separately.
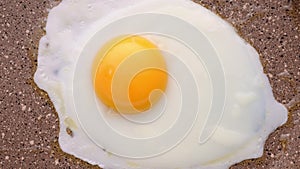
[93,35,168,114]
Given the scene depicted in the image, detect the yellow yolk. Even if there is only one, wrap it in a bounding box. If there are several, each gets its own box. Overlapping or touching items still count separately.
[93,35,168,114]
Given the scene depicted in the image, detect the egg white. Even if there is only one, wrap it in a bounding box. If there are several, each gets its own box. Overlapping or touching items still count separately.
[34,0,287,169]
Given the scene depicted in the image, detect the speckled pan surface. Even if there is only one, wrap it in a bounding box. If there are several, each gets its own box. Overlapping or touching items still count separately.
[0,0,299,168]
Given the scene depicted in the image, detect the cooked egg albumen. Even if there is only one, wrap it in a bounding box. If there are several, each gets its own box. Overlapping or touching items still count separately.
[34,0,288,169]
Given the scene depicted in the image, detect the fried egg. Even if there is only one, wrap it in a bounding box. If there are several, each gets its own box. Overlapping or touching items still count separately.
[34,0,288,169]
